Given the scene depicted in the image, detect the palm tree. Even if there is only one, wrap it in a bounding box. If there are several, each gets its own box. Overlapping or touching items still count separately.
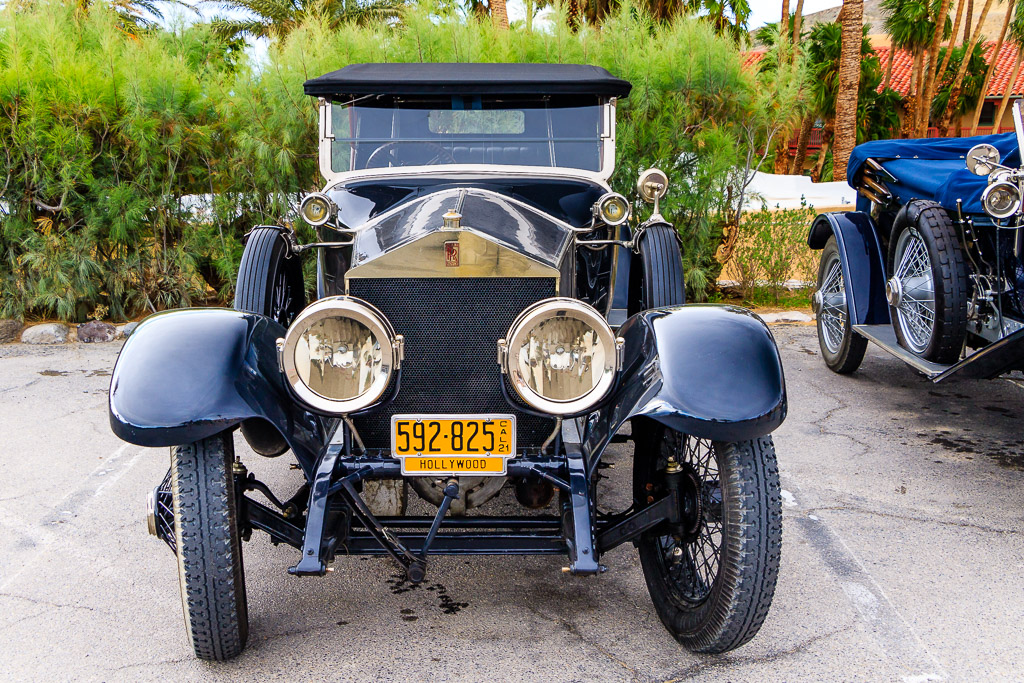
[491,0,508,27]
[916,0,952,134]
[209,0,404,40]
[934,0,996,135]
[833,0,863,181]
[993,1,1024,128]
[74,0,198,33]
[969,0,1016,134]
[680,0,751,40]
[881,0,951,137]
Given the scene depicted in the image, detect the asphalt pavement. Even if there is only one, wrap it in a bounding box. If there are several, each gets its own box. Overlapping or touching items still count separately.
[0,324,1022,682]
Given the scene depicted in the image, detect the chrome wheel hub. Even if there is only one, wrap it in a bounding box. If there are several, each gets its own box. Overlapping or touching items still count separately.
[891,229,936,354]
[885,276,903,307]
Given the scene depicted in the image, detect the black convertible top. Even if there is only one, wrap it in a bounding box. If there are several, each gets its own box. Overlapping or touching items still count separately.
[303,62,632,98]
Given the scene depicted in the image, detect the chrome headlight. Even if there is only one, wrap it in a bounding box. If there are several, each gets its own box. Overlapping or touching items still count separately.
[594,192,630,226]
[299,192,335,227]
[982,181,1021,219]
[499,298,622,416]
[279,297,402,414]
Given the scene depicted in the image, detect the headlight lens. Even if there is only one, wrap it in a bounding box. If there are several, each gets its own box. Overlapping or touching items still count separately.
[280,297,401,414]
[595,192,630,226]
[982,181,1021,219]
[501,298,621,415]
[299,192,334,227]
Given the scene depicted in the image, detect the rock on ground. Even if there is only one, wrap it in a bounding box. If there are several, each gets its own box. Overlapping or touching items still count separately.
[116,321,140,339]
[0,319,21,343]
[78,320,117,343]
[20,323,69,344]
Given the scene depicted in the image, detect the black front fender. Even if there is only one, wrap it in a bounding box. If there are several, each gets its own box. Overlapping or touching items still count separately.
[586,304,786,460]
[109,308,326,472]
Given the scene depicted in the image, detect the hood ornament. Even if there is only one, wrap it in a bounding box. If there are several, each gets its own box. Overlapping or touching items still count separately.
[442,209,462,231]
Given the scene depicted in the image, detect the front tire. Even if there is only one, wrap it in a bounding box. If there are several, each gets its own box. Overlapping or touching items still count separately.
[886,201,968,363]
[633,421,781,653]
[815,236,867,373]
[234,226,305,328]
[630,223,686,315]
[171,431,249,661]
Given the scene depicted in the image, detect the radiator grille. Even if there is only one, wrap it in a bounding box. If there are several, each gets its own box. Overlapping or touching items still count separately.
[349,277,557,449]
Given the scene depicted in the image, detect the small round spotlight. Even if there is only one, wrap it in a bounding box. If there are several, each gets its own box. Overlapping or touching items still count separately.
[594,193,630,226]
[299,192,335,227]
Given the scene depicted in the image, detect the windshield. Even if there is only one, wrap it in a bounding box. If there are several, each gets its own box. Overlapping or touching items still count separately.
[329,95,608,173]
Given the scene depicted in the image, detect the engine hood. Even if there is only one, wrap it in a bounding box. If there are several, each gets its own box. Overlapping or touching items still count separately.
[345,188,573,283]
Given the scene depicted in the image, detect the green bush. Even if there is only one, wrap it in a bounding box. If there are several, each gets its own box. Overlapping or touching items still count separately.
[730,202,817,305]
[0,1,787,321]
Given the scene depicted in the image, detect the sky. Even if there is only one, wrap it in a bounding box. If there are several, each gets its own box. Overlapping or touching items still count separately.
[160,0,849,65]
[749,0,843,29]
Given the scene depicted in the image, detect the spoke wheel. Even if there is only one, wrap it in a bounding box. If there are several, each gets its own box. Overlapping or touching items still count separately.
[890,228,936,354]
[633,420,781,653]
[886,200,968,364]
[814,236,866,373]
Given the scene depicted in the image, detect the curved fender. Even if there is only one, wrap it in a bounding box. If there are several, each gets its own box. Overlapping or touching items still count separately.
[807,211,890,325]
[585,304,787,462]
[109,308,326,472]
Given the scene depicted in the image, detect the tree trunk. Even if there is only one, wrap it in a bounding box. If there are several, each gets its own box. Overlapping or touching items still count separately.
[994,48,1024,132]
[965,0,974,40]
[939,0,969,81]
[936,0,996,136]
[811,123,834,182]
[781,0,790,40]
[773,133,790,174]
[903,48,924,136]
[792,0,804,49]
[789,115,814,175]
[883,40,896,90]
[917,0,953,136]
[491,0,508,29]
[833,0,863,181]
[969,0,1015,135]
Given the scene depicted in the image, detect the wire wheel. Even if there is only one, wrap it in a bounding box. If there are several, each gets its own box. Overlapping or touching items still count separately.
[885,201,968,364]
[814,237,866,374]
[889,228,936,354]
[634,420,781,653]
[653,434,722,604]
[818,252,847,354]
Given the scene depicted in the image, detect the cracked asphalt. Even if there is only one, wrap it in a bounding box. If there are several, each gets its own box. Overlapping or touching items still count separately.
[1,324,1023,682]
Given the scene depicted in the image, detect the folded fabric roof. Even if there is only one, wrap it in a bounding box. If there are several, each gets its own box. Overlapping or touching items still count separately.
[303,62,632,98]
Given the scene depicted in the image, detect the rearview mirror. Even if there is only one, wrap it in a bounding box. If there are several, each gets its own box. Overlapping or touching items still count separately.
[966,143,1001,176]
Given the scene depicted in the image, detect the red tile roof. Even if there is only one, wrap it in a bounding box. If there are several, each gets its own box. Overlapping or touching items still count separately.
[743,42,1024,98]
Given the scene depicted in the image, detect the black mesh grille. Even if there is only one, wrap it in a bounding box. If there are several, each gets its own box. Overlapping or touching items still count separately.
[349,277,557,448]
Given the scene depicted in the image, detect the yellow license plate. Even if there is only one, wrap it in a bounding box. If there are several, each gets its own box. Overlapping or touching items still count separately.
[391,414,516,476]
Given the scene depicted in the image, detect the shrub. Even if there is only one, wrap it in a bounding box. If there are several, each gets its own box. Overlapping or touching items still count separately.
[730,202,817,305]
[0,2,791,320]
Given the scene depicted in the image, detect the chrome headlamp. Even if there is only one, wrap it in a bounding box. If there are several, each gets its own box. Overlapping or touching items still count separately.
[499,298,622,416]
[594,192,630,226]
[279,297,402,414]
[299,192,335,227]
[982,181,1021,219]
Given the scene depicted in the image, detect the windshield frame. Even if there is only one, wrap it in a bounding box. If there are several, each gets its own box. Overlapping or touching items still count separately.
[317,96,617,184]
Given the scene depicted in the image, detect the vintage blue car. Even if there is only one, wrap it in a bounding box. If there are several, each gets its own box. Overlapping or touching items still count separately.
[108,63,787,660]
[810,103,1024,381]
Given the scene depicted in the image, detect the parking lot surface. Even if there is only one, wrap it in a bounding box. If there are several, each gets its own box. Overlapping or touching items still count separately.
[1,325,1022,682]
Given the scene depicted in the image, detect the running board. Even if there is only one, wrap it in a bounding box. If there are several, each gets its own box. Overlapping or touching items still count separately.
[853,324,1024,382]
[852,325,949,379]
